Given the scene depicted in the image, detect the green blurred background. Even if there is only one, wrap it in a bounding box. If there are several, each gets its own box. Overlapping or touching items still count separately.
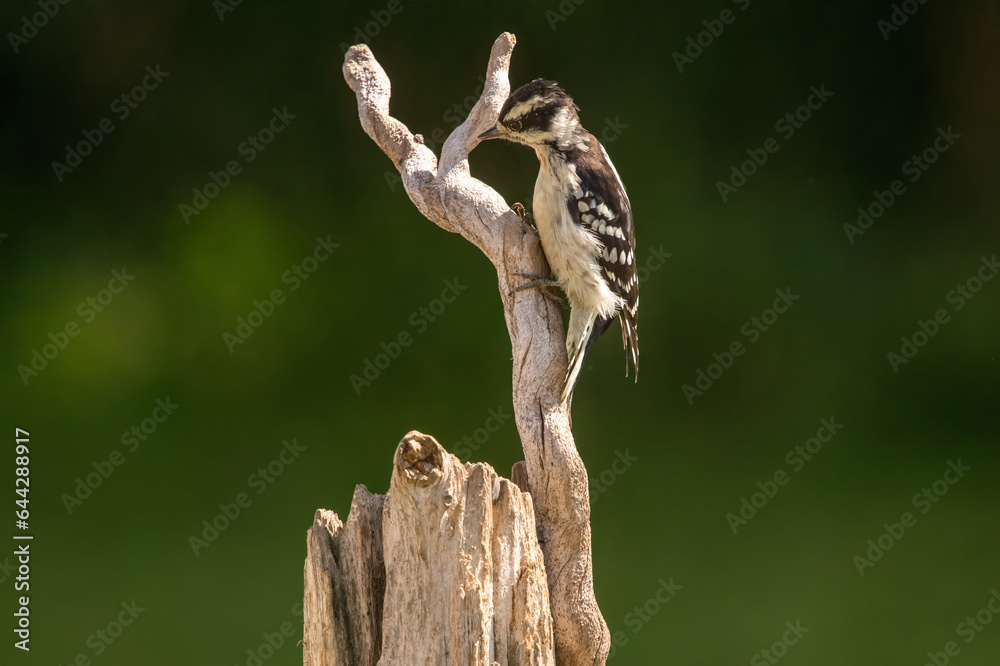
[2,1,998,664]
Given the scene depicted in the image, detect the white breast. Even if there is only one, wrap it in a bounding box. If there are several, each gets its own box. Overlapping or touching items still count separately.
[532,153,623,320]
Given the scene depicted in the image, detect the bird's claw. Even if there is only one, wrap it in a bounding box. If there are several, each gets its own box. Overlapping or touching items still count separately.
[510,272,567,308]
[511,203,535,230]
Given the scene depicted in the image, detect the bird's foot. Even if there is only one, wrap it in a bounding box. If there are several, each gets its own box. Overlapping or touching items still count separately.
[510,272,567,308]
[511,203,535,230]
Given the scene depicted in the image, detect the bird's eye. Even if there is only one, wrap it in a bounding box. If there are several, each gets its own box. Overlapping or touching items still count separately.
[507,119,522,132]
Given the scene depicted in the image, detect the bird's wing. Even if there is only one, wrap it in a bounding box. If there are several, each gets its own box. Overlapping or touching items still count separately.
[565,135,639,376]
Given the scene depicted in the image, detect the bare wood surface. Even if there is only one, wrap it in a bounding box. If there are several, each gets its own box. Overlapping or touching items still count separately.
[304,489,385,666]
[304,433,554,665]
[379,431,553,665]
[303,509,342,666]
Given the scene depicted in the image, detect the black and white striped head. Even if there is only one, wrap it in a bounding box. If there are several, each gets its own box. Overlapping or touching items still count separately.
[479,79,582,148]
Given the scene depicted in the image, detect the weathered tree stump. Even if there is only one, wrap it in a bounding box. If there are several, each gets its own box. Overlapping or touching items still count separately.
[304,432,553,665]
[303,33,609,665]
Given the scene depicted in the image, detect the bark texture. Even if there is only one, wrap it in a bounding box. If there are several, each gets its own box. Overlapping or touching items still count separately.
[303,33,609,666]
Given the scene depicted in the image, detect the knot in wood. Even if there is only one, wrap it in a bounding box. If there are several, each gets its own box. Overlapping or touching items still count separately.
[396,430,444,485]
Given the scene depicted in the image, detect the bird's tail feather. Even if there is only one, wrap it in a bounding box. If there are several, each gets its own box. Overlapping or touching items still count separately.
[620,307,639,381]
[561,309,600,407]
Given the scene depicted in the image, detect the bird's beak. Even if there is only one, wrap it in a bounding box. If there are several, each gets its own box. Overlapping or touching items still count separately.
[478,124,501,140]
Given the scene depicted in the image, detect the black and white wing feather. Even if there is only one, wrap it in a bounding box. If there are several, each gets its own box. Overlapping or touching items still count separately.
[566,135,639,377]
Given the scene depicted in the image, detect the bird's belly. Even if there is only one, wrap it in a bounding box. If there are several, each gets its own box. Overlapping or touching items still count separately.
[533,171,621,319]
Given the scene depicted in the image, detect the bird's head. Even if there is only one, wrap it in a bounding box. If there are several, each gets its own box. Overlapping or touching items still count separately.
[478,79,581,148]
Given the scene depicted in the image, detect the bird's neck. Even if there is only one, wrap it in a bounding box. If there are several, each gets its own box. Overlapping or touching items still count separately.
[534,127,592,164]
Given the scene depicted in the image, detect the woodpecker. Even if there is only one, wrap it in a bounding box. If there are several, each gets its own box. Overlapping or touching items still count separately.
[479,79,638,406]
